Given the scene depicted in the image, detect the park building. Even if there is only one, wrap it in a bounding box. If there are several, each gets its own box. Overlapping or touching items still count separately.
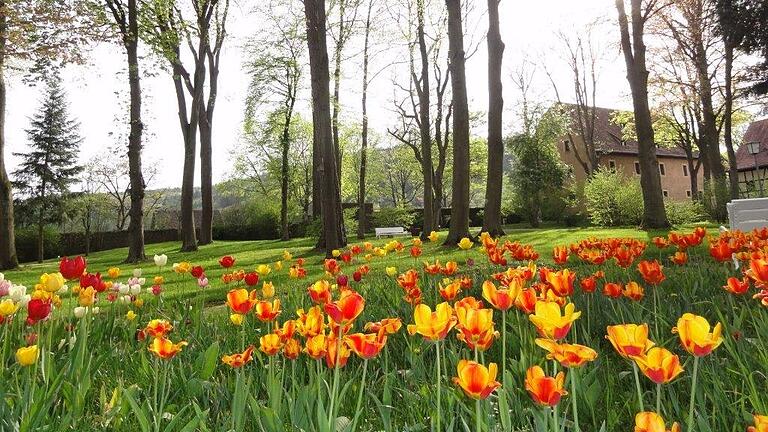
[735,118,768,198]
[555,103,704,201]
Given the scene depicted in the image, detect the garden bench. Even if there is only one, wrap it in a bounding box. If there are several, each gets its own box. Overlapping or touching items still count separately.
[375,227,407,238]
[727,198,768,232]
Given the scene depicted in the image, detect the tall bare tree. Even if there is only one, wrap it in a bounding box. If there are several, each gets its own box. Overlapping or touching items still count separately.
[481,0,504,237]
[304,0,346,254]
[357,0,373,239]
[615,0,669,228]
[444,0,472,244]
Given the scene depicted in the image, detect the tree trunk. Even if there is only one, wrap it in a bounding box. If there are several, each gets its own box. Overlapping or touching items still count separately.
[415,0,435,239]
[0,4,18,271]
[199,105,213,245]
[37,221,43,263]
[481,0,505,237]
[357,1,372,240]
[304,0,346,255]
[723,39,739,200]
[444,0,472,244]
[615,0,669,229]
[280,94,296,241]
[125,0,146,263]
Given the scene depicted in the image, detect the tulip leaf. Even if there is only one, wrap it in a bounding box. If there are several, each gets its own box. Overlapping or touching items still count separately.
[197,342,219,381]
[122,388,151,432]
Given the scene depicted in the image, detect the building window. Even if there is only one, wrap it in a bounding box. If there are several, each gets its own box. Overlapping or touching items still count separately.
[634,162,641,175]
[663,190,669,198]
[563,140,570,151]
[682,164,688,177]
[686,190,692,197]
[608,160,616,171]
[659,163,666,176]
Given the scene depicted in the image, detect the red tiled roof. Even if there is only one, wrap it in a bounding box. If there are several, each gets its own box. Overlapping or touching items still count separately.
[736,118,768,171]
[558,103,694,159]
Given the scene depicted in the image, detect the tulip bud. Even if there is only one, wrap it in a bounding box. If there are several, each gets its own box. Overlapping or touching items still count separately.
[132,269,142,278]
[353,271,362,282]
[336,275,348,287]
[26,332,38,345]
[73,306,86,319]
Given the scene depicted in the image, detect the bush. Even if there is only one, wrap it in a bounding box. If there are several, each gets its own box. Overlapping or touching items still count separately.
[665,200,708,225]
[213,201,280,240]
[370,207,416,229]
[15,225,62,263]
[584,170,644,226]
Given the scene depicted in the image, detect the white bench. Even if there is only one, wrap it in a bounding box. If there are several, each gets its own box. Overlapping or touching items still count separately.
[375,227,407,238]
[727,198,768,232]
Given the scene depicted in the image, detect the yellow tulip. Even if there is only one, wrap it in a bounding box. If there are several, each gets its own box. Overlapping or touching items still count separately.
[274,261,283,271]
[16,345,39,366]
[0,299,19,316]
[256,264,272,276]
[39,272,65,293]
[529,301,581,340]
[458,237,474,250]
[385,267,398,277]
[107,267,121,279]
[126,310,137,321]
[230,313,245,326]
[332,249,341,257]
[78,286,96,307]
[283,250,293,261]
[428,231,439,242]
[672,313,723,357]
[262,282,275,298]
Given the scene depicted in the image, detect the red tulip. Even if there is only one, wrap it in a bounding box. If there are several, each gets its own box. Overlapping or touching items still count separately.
[59,256,87,280]
[219,255,236,268]
[80,272,106,293]
[244,272,260,287]
[352,271,362,282]
[26,299,52,325]
[191,265,205,279]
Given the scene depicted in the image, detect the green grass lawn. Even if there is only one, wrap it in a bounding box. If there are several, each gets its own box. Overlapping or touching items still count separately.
[2,223,716,298]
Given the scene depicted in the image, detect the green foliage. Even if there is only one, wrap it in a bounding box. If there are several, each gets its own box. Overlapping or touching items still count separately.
[584,170,644,226]
[13,225,62,262]
[213,201,280,240]
[370,207,416,229]
[665,199,708,225]
[508,107,570,226]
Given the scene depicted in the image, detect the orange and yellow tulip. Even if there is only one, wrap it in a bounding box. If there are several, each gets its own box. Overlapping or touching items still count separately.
[453,360,501,400]
[723,276,750,295]
[259,333,283,356]
[455,303,496,349]
[324,290,365,325]
[535,339,598,368]
[529,301,581,340]
[296,306,325,337]
[364,318,402,335]
[304,334,328,359]
[634,347,684,384]
[145,319,174,338]
[345,333,386,359]
[283,338,301,360]
[308,280,332,304]
[524,365,567,407]
[747,258,768,287]
[482,280,520,311]
[438,279,462,301]
[407,302,457,341]
[221,346,255,368]
[148,337,187,360]
[545,269,576,297]
[747,415,768,432]
[227,289,258,314]
[634,411,680,432]
[442,261,458,276]
[672,313,722,357]
[254,299,281,322]
[325,335,350,368]
[670,251,688,265]
[637,260,665,285]
[623,281,645,301]
[606,324,654,359]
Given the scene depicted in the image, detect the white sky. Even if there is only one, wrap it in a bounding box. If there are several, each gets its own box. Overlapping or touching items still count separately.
[5,0,631,189]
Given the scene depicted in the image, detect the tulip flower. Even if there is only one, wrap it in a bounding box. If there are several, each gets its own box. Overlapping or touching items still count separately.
[230,313,244,326]
[482,280,519,311]
[154,254,168,267]
[534,339,598,368]
[221,346,255,368]
[148,337,187,360]
[324,290,364,325]
[634,347,684,384]
[254,299,281,322]
[525,365,567,406]
[325,335,350,368]
[173,262,191,274]
[219,255,236,268]
[579,276,597,293]
[296,306,325,337]
[16,345,39,366]
[259,333,283,356]
[262,282,275,298]
[453,360,501,400]
[145,319,174,338]
[455,303,497,351]
[723,276,750,295]
[428,231,439,242]
[747,415,768,432]
[226,289,258,314]
[59,256,87,280]
[672,313,722,357]
[634,412,680,432]
[107,267,121,279]
[670,251,688,265]
[529,301,581,340]
[552,246,569,265]
[283,338,301,360]
[39,272,65,293]
[0,299,19,317]
[623,281,645,301]
[275,319,297,341]
[190,265,205,279]
[545,268,576,297]
[606,324,654,359]
[304,334,328,359]
[308,280,332,304]
[26,298,52,325]
[407,302,457,341]
[78,286,96,307]
[438,279,461,301]
[385,266,398,277]
[80,272,105,293]
[364,318,402,335]
[125,310,137,321]
[345,333,386,359]
[708,240,733,262]
[603,282,623,298]
[747,258,768,287]
[637,260,665,285]
[458,237,474,250]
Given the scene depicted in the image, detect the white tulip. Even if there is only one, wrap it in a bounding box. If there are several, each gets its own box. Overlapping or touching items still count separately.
[132,268,142,278]
[73,307,86,319]
[129,284,141,295]
[117,283,129,295]
[9,285,27,302]
[155,254,168,267]
[57,285,69,295]
[0,272,4,282]
[137,277,146,285]
[120,295,132,304]
[92,307,100,315]
[18,294,31,307]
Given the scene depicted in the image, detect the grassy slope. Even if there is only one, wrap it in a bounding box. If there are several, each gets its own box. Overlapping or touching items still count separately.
[1,223,713,299]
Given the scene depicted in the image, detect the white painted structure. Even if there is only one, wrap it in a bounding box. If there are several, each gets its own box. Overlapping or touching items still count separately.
[374,227,407,238]
[727,198,768,232]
